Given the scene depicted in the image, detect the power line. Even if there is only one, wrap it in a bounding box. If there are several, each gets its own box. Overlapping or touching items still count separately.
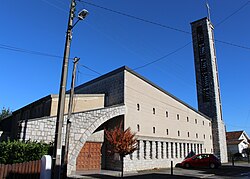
[0,44,64,59]
[78,64,102,75]
[40,0,68,13]
[79,0,250,52]
[77,0,191,35]
[133,42,191,70]
[215,1,250,27]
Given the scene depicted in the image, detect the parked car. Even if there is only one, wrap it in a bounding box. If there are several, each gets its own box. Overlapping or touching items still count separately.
[180,154,221,169]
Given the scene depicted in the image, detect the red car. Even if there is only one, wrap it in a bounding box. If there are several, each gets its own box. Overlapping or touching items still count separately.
[181,154,221,169]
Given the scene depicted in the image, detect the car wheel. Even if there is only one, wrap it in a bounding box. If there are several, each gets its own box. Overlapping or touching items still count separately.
[209,163,216,169]
[185,163,190,168]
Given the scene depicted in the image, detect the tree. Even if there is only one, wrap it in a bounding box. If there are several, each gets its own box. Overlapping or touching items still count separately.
[242,147,250,163]
[105,122,137,177]
[0,107,12,121]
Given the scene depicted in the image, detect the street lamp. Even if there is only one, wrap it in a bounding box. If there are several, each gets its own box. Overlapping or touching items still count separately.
[52,0,88,178]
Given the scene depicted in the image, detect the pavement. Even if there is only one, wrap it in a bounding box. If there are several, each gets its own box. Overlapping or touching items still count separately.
[68,162,250,179]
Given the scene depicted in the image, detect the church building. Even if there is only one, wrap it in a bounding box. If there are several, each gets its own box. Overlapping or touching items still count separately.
[0,17,227,175]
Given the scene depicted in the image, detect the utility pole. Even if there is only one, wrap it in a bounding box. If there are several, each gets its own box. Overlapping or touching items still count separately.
[62,57,80,178]
[53,0,75,178]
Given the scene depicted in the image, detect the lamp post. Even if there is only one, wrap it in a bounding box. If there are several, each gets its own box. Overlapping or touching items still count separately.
[52,0,88,178]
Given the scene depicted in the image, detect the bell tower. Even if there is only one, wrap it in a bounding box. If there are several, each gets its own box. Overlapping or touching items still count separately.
[191,17,228,162]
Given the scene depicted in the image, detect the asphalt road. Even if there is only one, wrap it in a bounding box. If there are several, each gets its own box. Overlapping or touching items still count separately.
[69,163,250,179]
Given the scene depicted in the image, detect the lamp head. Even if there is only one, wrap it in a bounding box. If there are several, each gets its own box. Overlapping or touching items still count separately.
[78,9,89,20]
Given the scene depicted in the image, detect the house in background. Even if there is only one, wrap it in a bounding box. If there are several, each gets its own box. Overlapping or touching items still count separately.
[226,131,250,157]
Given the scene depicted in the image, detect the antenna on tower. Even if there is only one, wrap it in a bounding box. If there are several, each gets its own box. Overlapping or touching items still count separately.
[206,1,211,20]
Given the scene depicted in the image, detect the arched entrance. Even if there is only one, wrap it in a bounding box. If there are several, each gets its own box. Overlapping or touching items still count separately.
[67,105,125,175]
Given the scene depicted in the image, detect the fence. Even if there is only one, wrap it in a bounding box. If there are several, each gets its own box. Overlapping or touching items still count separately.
[0,160,40,179]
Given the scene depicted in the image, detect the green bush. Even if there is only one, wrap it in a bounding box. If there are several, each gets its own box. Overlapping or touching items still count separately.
[0,140,52,164]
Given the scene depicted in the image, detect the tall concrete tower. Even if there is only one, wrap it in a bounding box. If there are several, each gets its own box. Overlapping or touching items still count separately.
[191,17,228,163]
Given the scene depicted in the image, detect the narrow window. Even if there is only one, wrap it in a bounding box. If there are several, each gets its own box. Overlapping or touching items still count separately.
[166,142,169,158]
[161,142,164,158]
[187,132,190,137]
[183,143,186,157]
[196,133,199,138]
[171,142,173,158]
[137,104,140,111]
[195,119,197,124]
[149,141,153,159]
[137,140,140,159]
[175,143,178,158]
[179,143,182,158]
[143,140,147,159]
[153,108,156,114]
[155,142,158,159]
[153,127,156,134]
[137,124,140,132]
[203,121,205,125]
[166,129,169,135]
[210,135,212,140]
[204,134,206,139]
[187,117,189,122]
[177,114,180,120]
[178,130,180,137]
[166,111,168,117]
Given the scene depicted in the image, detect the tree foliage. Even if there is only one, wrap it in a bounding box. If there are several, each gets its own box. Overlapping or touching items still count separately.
[0,140,52,164]
[0,107,12,121]
[105,122,138,157]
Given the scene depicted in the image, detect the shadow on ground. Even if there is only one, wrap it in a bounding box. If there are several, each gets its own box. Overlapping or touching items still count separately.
[68,173,198,179]
[188,165,250,178]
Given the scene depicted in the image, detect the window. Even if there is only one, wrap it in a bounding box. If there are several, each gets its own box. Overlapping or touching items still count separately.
[137,140,140,159]
[153,127,156,134]
[210,135,212,140]
[155,142,158,159]
[149,141,153,159]
[175,143,178,158]
[171,142,173,158]
[153,108,156,114]
[166,129,169,135]
[183,143,186,157]
[203,121,205,125]
[166,142,169,158]
[137,124,140,132]
[161,142,164,158]
[196,133,199,138]
[204,134,206,139]
[143,140,147,159]
[187,132,190,137]
[187,117,189,122]
[177,114,180,120]
[178,130,180,136]
[137,104,140,111]
[179,143,182,158]
[195,119,197,124]
[166,111,169,117]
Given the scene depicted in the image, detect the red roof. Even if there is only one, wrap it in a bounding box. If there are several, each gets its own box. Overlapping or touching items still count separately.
[226,131,244,140]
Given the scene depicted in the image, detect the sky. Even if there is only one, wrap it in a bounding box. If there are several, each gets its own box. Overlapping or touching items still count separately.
[0,0,249,135]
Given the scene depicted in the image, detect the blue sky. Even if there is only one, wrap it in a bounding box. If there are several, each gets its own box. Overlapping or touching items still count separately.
[0,0,249,135]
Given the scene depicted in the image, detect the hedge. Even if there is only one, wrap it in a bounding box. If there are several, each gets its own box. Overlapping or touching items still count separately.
[0,140,52,164]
